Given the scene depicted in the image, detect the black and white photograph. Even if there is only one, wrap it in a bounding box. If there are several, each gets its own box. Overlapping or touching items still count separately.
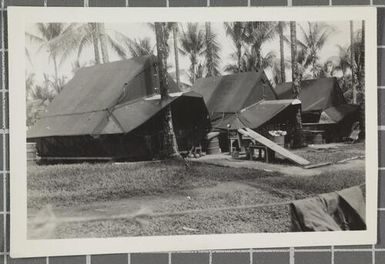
[9,7,378,257]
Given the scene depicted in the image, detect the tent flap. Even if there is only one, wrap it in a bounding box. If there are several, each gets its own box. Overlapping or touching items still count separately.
[319,104,360,124]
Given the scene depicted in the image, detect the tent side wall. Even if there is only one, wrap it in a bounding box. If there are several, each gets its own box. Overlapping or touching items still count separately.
[32,95,210,162]
[34,134,152,161]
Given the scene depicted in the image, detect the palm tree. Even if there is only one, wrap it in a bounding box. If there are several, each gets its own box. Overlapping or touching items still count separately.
[179,23,205,84]
[297,22,334,79]
[349,21,366,105]
[242,22,277,70]
[154,22,179,158]
[125,38,154,57]
[26,23,73,86]
[328,25,364,104]
[224,47,277,74]
[26,73,65,127]
[350,21,356,104]
[290,21,303,148]
[49,23,126,66]
[223,22,276,73]
[169,22,181,89]
[89,23,101,64]
[204,22,221,77]
[278,21,286,83]
[147,22,181,87]
[224,22,245,72]
[360,20,365,89]
[98,23,110,63]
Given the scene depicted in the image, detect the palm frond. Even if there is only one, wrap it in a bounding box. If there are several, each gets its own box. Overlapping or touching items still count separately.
[106,34,128,59]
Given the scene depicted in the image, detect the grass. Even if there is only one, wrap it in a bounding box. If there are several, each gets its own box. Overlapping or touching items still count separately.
[27,144,365,238]
[255,170,364,200]
[292,142,365,164]
[27,158,364,209]
[27,160,273,209]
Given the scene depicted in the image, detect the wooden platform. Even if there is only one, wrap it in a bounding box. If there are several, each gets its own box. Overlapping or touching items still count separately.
[238,128,310,166]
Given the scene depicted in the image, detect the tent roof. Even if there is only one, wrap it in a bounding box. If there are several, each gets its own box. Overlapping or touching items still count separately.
[319,104,360,124]
[101,91,203,135]
[28,92,203,138]
[212,99,300,130]
[27,56,183,138]
[192,71,277,114]
[38,56,179,116]
[274,77,346,112]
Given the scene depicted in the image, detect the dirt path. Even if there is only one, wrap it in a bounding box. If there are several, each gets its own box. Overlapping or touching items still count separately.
[193,154,364,177]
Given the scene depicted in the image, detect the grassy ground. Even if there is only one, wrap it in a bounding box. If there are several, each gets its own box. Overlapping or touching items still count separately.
[27,143,365,238]
[28,160,274,209]
[292,142,365,164]
[28,159,364,209]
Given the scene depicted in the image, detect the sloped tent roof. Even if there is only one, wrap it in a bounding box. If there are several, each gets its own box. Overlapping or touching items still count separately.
[274,77,346,112]
[319,104,360,124]
[27,56,181,139]
[192,71,277,115]
[101,92,204,135]
[28,91,204,138]
[212,99,300,130]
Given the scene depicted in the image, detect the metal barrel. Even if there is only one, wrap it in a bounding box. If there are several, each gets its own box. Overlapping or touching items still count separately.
[206,136,221,155]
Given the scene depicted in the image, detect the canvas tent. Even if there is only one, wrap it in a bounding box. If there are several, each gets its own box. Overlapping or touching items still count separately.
[192,71,277,115]
[275,77,361,142]
[291,185,366,231]
[27,56,210,161]
[212,99,301,131]
[274,77,347,123]
[192,71,302,152]
[319,104,360,124]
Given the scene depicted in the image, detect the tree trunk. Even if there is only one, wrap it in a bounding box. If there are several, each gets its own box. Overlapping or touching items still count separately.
[359,20,365,138]
[290,21,303,148]
[172,25,181,90]
[279,21,286,83]
[205,22,214,77]
[191,58,196,84]
[98,23,109,64]
[361,21,365,72]
[52,55,60,93]
[255,46,262,70]
[360,20,365,92]
[155,22,179,158]
[237,43,242,72]
[90,23,101,64]
[350,21,357,104]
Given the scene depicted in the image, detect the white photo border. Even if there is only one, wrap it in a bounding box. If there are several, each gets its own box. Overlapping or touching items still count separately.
[8,6,378,258]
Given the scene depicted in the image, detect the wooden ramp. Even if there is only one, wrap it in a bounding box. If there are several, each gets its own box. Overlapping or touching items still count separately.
[238,128,310,166]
